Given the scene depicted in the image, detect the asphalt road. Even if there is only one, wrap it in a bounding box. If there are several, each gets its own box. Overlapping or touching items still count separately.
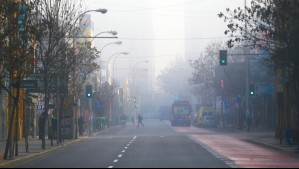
[14,119,229,168]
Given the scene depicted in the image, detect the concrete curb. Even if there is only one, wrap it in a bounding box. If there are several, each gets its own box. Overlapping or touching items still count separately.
[0,138,86,168]
[243,139,299,154]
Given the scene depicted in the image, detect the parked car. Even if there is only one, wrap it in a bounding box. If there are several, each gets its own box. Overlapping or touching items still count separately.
[203,116,217,128]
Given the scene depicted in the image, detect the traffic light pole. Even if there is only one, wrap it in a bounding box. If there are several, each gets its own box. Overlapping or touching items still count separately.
[245,52,250,117]
[56,76,60,144]
[244,0,251,130]
[89,98,92,135]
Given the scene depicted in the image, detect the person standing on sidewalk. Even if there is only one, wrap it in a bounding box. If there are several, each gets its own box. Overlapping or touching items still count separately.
[30,122,34,138]
[246,108,252,132]
[78,115,84,136]
[38,113,46,140]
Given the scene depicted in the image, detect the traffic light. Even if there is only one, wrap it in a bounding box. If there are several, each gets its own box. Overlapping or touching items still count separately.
[86,85,92,98]
[249,83,255,96]
[219,50,227,65]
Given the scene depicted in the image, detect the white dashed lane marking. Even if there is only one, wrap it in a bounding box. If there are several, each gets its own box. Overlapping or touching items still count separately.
[109,136,137,168]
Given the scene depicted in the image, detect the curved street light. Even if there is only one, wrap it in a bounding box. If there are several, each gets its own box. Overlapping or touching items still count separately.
[132,60,149,98]
[112,52,130,83]
[104,52,128,126]
[133,60,149,96]
[77,8,107,26]
[97,41,122,86]
[132,60,149,122]
[99,41,122,54]
[91,31,118,43]
[93,8,108,14]
[74,8,107,27]
[106,52,129,84]
[70,8,107,140]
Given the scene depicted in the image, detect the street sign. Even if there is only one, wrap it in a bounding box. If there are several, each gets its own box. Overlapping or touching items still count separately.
[20,80,38,89]
[235,96,242,104]
[96,101,102,112]
[257,83,274,96]
[35,102,44,110]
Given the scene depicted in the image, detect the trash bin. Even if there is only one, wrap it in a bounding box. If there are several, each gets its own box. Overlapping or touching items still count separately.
[285,128,291,145]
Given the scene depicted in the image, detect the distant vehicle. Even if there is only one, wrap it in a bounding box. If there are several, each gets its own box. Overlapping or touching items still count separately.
[193,106,216,127]
[203,116,217,128]
[171,100,192,127]
[159,106,171,121]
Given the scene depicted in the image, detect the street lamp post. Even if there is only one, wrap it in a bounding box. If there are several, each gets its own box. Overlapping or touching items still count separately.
[112,55,119,81]
[132,60,149,121]
[91,41,122,88]
[112,52,130,83]
[73,8,107,26]
[99,41,122,54]
[100,41,123,86]
[90,31,118,44]
[69,8,107,141]
[104,52,128,125]
[106,52,129,85]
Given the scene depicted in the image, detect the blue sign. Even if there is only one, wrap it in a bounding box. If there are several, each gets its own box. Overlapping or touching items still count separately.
[235,96,242,104]
[224,100,230,108]
[96,101,102,112]
[258,83,274,96]
[18,2,27,45]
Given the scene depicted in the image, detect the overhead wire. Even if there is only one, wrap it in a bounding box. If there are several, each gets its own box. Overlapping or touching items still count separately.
[116,37,231,41]
[85,0,217,18]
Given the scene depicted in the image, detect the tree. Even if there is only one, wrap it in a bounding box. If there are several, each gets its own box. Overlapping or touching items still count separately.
[0,0,36,159]
[31,0,84,149]
[189,42,226,105]
[94,81,116,126]
[157,57,192,101]
[68,42,99,138]
[218,0,299,135]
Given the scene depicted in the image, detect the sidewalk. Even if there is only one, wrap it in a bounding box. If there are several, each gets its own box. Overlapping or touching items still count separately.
[226,127,299,155]
[239,129,299,154]
[0,135,88,168]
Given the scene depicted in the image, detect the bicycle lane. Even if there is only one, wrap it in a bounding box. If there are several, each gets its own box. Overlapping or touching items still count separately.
[174,126,299,168]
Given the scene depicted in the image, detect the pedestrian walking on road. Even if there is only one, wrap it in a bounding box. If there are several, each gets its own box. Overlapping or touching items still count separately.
[78,115,84,136]
[137,114,144,128]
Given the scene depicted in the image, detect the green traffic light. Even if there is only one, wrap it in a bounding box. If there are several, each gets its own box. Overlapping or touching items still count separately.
[219,50,227,65]
[86,85,92,98]
[249,84,255,96]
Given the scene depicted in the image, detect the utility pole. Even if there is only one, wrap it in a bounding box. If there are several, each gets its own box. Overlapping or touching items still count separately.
[89,97,92,135]
[245,49,250,130]
[56,76,60,144]
[244,0,250,131]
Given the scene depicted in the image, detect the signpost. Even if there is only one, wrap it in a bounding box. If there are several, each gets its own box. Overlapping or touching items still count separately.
[20,80,38,89]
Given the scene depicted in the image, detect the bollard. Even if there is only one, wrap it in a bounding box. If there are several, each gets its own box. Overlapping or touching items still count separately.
[284,128,291,145]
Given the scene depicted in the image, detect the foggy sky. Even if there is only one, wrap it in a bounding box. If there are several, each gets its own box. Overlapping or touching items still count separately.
[85,0,244,78]
[83,0,246,112]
